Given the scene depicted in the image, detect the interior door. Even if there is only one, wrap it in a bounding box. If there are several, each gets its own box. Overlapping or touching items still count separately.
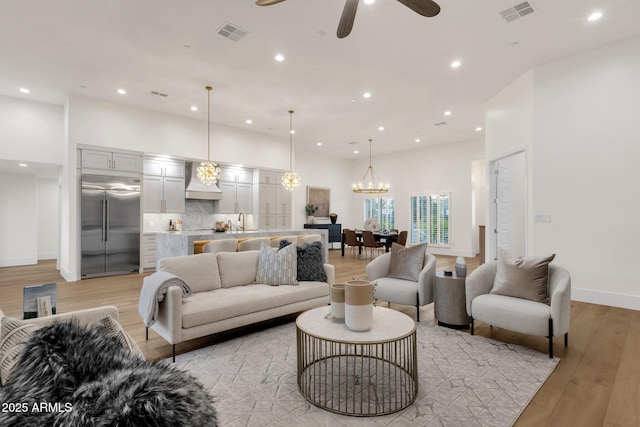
[495,162,511,258]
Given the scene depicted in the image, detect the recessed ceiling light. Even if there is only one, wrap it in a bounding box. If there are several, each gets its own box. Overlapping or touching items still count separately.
[18,163,28,167]
[363,92,372,99]
[364,0,375,4]
[246,119,253,124]
[588,11,603,21]
[117,89,126,95]
[19,88,30,94]
[354,150,359,154]
[475,127,483,132]
[290,130,295,134]
[444,111,452,116]
[451,60,461,68]
[190,106,198,112]
[415,138,421,143]
[275,54,285,62]
[316,142,322,146]
[378,126,384,131]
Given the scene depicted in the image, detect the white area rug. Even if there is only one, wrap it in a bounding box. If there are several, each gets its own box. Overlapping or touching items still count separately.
[168,320,558,426]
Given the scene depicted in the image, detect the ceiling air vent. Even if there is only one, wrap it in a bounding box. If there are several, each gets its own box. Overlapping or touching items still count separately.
[500,1,535,23]
[217,23,248,42]
[434,121,447,127]
[147,90,168,98]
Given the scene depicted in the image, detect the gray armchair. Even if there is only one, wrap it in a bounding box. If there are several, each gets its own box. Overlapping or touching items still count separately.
[365,248,436,322]
[465,261,571,357]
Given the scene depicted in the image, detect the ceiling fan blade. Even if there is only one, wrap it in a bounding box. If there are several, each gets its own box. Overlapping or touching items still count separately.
[337,0,359,39]
[255,0,287,6]
[395,0,441,17]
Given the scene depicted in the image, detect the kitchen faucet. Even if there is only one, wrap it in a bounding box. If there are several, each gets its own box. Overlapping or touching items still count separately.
[238,212,245,231]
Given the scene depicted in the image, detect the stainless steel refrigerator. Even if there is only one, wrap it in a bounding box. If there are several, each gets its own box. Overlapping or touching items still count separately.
[81,175,141,279]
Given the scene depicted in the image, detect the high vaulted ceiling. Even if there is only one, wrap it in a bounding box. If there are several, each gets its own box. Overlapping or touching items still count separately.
[1,0,639,159]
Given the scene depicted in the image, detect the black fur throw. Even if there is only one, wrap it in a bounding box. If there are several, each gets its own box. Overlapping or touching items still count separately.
[0,320,217,427]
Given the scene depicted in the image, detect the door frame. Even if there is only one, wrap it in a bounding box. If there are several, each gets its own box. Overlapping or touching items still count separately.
[488,148,529,261]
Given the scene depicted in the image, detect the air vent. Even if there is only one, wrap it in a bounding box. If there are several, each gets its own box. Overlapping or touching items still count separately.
[217,22,248,42]
[500,1,535,23]
[147,90,168,98]
[434,121,447,127]
[348,141,358,145]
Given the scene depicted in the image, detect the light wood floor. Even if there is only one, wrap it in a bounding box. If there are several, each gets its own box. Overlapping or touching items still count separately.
[1,252,638,426]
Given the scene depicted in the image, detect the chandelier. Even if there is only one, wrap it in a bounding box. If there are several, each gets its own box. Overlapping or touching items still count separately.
[352,139,389,193]
[282,109,301,191]
[197,86,221,185]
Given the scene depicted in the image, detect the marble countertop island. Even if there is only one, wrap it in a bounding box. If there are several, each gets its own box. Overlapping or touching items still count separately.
[155,228,329,264]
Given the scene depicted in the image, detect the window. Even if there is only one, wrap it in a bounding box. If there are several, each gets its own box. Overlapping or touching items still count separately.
[363,197,395,231]
[410,193,449,246]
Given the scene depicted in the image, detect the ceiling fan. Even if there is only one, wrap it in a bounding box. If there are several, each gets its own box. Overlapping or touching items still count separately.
[255,0,441,39]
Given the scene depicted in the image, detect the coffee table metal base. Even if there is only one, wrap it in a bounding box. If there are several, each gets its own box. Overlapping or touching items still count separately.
[296,326,417,417]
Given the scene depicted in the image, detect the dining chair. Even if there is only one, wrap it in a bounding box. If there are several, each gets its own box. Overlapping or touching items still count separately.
[362,230,384,259]
[343,229,363,257]
[396,230,408,246]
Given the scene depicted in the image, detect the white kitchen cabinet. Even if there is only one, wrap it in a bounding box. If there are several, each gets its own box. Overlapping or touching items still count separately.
[219,181,253,214]
[220,167,253,184]
[143,158,185,213]
[82,149,142,172]
[258,170,277,184]
[275,185,292,215]
[257,183,276,215]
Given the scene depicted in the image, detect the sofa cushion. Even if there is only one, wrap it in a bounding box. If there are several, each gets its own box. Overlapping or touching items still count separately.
[388,243,427,281]
[159,253,221,293]
[202,239,238,253]
[217,250,260,288]
[371,277,418,307]
[490,251,556,303]
[256,242,298,286]
[181,282,329,328]
[238,238,270,251]
[297,241,327,282]
[472,294,551,336]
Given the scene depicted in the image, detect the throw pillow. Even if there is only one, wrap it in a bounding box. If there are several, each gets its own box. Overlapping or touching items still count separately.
[297,241,327,282]
[490,250,556,303]
[95,315,145,359]
[256,242,298,286]
[0,317,41,386]
[388,243,427,281]
[279,239,292,250]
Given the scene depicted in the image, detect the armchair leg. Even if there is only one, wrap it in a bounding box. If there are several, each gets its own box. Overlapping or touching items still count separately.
[565,332,568,347]
[470,318,474,335]
[172,345,176,363]
[416,294,420,322]
[548,318,554,358]
[145,327,148,341]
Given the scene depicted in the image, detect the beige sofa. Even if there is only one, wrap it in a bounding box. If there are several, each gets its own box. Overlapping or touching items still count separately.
[147,247,333,360]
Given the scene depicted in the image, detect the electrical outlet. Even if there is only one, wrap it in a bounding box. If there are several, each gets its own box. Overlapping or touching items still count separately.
[535,215,552,223]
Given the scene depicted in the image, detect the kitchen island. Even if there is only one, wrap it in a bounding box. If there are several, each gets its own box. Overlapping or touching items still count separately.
[155,228,329,264]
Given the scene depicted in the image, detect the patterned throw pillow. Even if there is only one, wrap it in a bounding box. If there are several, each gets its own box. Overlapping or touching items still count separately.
[256,242,298,286]
[95,315,145,359]
[297,241,327,282]
[0,317,41,386]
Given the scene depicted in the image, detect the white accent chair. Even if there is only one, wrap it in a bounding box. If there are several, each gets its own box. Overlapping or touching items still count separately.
[365,249,436,322]
[465,261,571,358]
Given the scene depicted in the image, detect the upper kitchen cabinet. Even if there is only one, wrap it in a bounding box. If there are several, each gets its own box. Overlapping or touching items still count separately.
[143,158,185,214]
[218,166,253,215]
[81,149,142,173]
[254,169,291,230]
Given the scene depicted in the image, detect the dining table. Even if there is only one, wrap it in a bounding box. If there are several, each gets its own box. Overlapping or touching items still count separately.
[341,230,399,256]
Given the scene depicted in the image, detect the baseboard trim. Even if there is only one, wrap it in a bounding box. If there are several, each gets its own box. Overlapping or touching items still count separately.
[0,257,38,268]
[38,252,58,261]
[59,267,78,283]
[572,287,640,311]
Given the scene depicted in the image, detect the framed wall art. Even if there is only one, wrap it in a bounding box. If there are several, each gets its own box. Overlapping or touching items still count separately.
[306,186,331,218]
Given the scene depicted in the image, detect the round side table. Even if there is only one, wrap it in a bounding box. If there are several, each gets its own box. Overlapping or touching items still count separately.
[435,271,472,329]
[296,306,417,417]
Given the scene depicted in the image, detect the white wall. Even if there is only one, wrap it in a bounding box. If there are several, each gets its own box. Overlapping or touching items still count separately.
[485,35,640,310]
[0,174,38,266]
[0,95,63,164]
[346,139,484,257]
[37,177,60,260]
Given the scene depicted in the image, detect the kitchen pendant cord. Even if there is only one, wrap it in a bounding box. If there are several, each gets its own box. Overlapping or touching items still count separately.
[289,110,294,171]
[206,86,212,162]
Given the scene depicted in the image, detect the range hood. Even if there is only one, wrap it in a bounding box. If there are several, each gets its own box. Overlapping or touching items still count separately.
[185,161,223,200]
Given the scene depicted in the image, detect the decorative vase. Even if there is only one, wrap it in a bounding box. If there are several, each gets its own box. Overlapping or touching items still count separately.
[330,284,345,319]
[344,280,373,331]
[330,215,337,224]
[455,256,467,278]
[307,216,314,224]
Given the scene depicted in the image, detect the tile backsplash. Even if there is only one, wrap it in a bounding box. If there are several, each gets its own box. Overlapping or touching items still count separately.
[144,200,240,232]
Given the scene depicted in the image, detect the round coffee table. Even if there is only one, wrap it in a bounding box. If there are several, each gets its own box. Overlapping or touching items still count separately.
[296,306,417,417]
